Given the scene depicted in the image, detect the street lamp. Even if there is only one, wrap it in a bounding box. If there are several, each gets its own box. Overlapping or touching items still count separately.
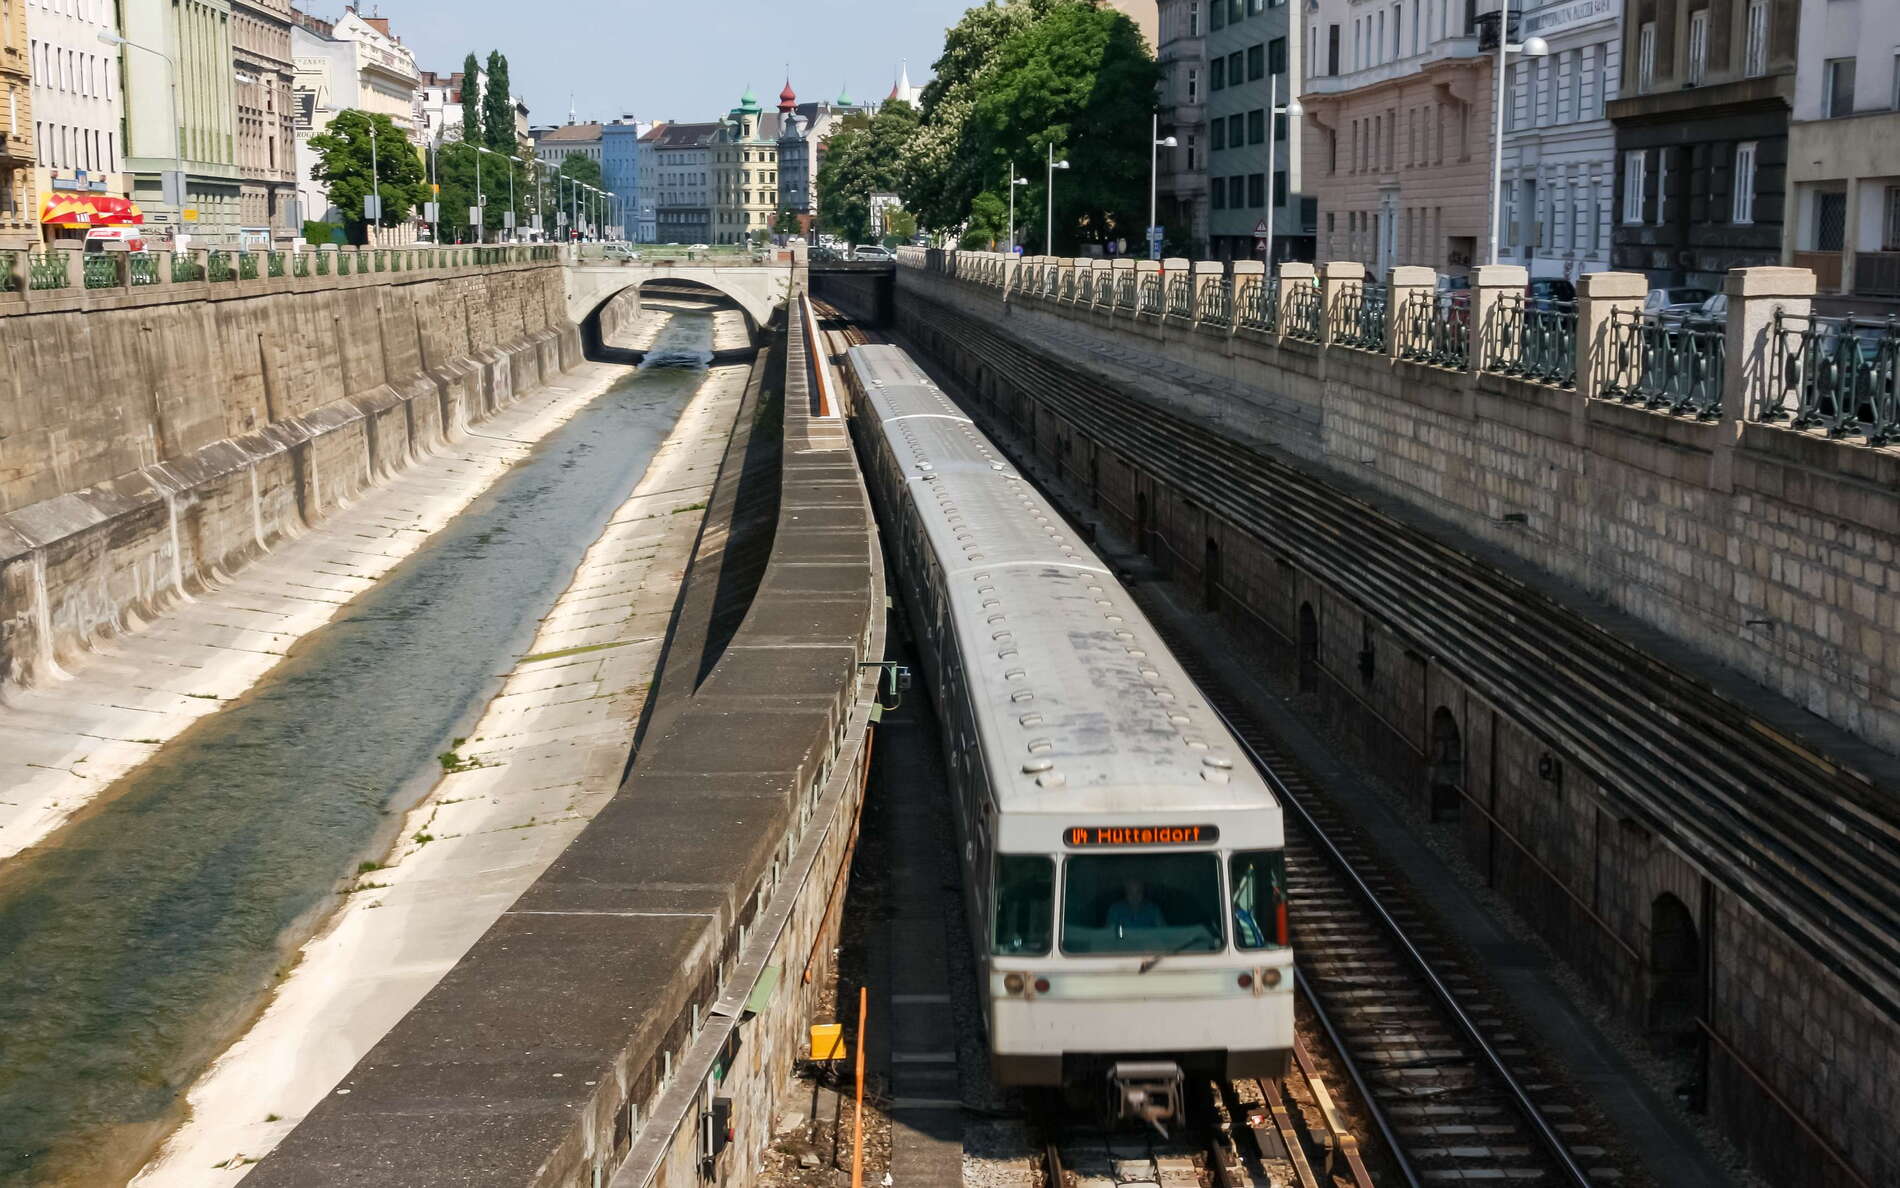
[508,155,524,243]
[1487,0,1549,266]
[1262,77,1304,272]
[98,31,187,234]
[1045,143,1069,254]
[473,144,492,243]
[1150,115,1177,261]
[1006,174,1029,254]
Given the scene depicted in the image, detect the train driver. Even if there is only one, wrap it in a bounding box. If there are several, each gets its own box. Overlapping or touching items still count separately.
[1106,879,1166,935]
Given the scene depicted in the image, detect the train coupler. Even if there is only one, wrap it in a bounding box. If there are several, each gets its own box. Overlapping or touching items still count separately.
[1107,1060,1184,1137]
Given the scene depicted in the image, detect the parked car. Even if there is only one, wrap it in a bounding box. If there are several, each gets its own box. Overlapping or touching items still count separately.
[1525,277,1575,310]
[852,244,894,261]
[1643,286,1715,316]
[602,243,641,263]
[688,243,710,251]
[1436,272,1472,308]
[1689,292,1727,323]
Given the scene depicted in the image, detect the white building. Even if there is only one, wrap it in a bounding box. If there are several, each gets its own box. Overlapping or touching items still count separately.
[1786,0,1900,306]
[1499,0,1622,282]
[290,7,419,243]
[418,67,527,148]
[25,0,130,244]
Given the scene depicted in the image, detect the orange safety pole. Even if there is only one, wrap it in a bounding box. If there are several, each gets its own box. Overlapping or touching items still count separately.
[851,985,867,1188]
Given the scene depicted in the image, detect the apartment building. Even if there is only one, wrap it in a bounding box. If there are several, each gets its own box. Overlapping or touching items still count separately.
[1784,0,1900,307]
[1303,0,1495,274]
[121,0,242,244]
[1206,0,1307,261]
[600,117,656,240]
[1499,0,1622,280]
[710,89,781,245]
[1606,0,1799,290]
[25,0,126,248]
[655,120,715,243]
[1154,0,1208,254]
[231,0,296,241]
[0,0,33,250]
[290,8,420,243]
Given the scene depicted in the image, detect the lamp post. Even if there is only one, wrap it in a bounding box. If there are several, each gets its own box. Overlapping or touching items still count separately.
[1150,114,1177,261]
[367,114,382,245]
[1006,173,1028,254]
[473,144,487,243]
[1262,76,1304,273]
[1487,0,1549,266]
[98,31,186,235]
[508,155,524,243]
[1045,143,1069,254]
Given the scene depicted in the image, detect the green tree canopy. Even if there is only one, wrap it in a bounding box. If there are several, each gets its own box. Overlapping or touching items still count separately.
[308,109,427,244]
[772,207,801,235]
[958,191,1007,249]
[483,51,516,156]
[902,0,1157,253]
[459,52,482,145]
[817,101,917,244]
[881,207,918,247]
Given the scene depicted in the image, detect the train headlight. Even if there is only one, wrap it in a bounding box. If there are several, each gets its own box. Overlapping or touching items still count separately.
[1003,973,1025,995]
[1261,966,1283,989]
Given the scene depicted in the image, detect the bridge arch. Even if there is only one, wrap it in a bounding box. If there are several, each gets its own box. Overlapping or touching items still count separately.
[563,262,787,332]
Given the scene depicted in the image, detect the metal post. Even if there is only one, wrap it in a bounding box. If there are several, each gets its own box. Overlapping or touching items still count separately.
[368,115,380,246]
[1150,113,1158,261]
[475,147,484,244]
[1490,0,1511,267]
[1265,76,1276,272]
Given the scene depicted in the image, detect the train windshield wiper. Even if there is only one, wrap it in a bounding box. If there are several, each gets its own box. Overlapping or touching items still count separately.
[1138,931,1212,974]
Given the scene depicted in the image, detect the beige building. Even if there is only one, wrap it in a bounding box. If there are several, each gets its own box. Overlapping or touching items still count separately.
[0,0,36,249]
[120,0,243,244]
[1301,0,1496,274]
[26,0,131,248]
[231,0,296,241]
[710,88,781,245]
[1154,0,1208,253]
[1107,0,1159,50]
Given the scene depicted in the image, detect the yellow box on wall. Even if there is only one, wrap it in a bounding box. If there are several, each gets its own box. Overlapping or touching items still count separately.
[809,1023,846,1061]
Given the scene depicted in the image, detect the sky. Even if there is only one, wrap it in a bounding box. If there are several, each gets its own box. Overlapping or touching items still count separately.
[329,0,975,126]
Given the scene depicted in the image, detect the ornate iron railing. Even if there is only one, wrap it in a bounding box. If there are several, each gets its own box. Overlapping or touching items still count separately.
[1138,273,1165,316]
[1062,268,1079,302]
[207,250,234,282]
[1334,281,1389,352]
[1042,263,1058,298]
[1078,269,1096,304]
[1201,278,1235,330]
[315,251,331,276]
[173,253,204,282]
[1761,310,1900,446]
[1487,293,1578,388]
[1285,280,1323,342]
[129,252,161,286]
[83,253,120,289]
[0,249,17,291]
[1398,292,1470,369]
[238,252,259,280]
[338,251,353,275]
[1237,276,1279,333]
[1116,270,1139,311]
[1166,272,1194,319]
[29,251,70,291]
[292,252,310,278]
[1599,309,1724,417]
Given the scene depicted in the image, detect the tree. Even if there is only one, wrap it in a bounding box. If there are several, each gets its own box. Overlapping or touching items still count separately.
[881,207,917,248]
[308,109,427,244]
[958,191,1007,249]
[772,207,801,235]
[818,100,918,244]
[536,155,605,237]
[483,51,516,157]
[459,52,482,146]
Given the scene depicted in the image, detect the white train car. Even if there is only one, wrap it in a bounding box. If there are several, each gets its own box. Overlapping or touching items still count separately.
[842,343,1292,1118]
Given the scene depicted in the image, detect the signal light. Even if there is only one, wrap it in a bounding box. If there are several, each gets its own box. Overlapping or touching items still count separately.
[1004,973,1025,994]
[1033,977,1050,994]
[1236,971,1253,989]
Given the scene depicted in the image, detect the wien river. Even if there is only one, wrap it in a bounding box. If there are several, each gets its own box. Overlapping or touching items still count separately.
[0,312,715,1185]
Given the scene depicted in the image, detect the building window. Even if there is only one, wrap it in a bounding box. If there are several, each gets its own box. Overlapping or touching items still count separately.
[1212,177,1227,209]
[1248,43,1265,80]
[1190,1,1200,36]
[1212,119,1226,151]
[1230,176,1246,208]
[1883,186,1900,251]
[1228,50,1243,80]
[1814,192,1847,252]
[1248,173,1265,208]
[1744,0,1769,77]
[1656,148,1670,223]
[1823,58,1855,118]
[1732,141,1757,224]
[1248,108,1265,144]
[1211,58,1225,90]
[1212,0,1224,30]
[1187,68,1199,103]
[1637,22,1655,92]
[1623,150,1646,224]
[1229,113,1244,144]
[1687,9,1707,86]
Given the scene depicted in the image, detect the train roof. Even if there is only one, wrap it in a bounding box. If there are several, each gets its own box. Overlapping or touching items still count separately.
[848,344,1280,820]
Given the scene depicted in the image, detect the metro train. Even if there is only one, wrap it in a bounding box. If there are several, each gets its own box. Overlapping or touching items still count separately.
[841,342,1293,1124]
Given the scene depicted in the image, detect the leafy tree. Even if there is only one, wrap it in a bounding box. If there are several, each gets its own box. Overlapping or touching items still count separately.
[772,207,801,235]
[459,52,482,146]
[818,100,917,244]
[557,154,603,189]
[534,155,605,237]
[483,51,516,157]
[302,218,341,244]
[881,207,918,247]
[958,191,1007,249]
[308,110,427,244]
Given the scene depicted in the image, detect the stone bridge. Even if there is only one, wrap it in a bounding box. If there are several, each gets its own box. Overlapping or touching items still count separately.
[562,258,792,328]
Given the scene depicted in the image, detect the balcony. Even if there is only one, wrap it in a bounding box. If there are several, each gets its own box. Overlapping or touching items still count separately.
[1795,250,1843,292]
[1855,252,1900,299]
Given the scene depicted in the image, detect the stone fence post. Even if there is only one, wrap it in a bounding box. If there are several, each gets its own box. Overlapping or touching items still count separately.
[1320,260,1365,344]
[1387,266,1435,360]
[6,249,27,294]
[154,250,174,288]
[1577,271,1646,411]
[191,247,210,282]
[1276,262,1315,342]
[1717,266,1815,491]
[1469,264,1527,381]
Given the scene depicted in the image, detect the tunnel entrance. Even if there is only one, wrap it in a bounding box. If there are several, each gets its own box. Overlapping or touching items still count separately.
[1204,539,1223,613]
[1648,893,1703,1052]
[1428,707,1463,821]
[1297,602,1319,694]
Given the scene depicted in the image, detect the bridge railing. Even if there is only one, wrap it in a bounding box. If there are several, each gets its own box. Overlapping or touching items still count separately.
[910,253,1888,457]
[2,242,561,310]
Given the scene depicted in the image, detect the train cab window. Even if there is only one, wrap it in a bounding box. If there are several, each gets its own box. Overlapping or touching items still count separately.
[1229,850,1290,950]
[993,855,1054,955]
[1060,853,1223,955]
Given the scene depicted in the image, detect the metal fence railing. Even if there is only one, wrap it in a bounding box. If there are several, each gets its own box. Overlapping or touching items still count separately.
[1762,310,1900,446]
[1138,273,1165,317]
[83,253,119,289]
[1285,280,1322,342]
[1237,276,1280,334]
[1334,281,1389,352]
[1116,270,1139,312]
[1488,293,1578,388]
[1167,272,1194,319]
[1600,309,1725,418]
[1201,278,1234,330]
[28,251,69,291]
[1398,292,1470,369]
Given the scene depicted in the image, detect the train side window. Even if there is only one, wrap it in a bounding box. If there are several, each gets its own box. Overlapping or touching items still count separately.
[992,855,1054,956]
[1229,850,1290,950]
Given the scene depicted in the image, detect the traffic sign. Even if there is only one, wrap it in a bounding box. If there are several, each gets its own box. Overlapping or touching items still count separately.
[1253,218,1270,240]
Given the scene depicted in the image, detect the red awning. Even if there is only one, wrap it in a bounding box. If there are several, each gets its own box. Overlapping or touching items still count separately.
[40,193,143,228]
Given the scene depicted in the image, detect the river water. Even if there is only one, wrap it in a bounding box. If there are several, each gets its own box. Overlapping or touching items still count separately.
[0,312,718,1185]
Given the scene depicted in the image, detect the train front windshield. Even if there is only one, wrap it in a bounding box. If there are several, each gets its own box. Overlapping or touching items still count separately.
[1060,853,1224,954]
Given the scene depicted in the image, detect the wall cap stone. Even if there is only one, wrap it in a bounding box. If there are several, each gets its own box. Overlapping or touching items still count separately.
[1726,266,1818,298]
[1321,260,1367,280]
[1581,271,1648,298]
[1472,264,1529,287]
[1390,265,1436,285]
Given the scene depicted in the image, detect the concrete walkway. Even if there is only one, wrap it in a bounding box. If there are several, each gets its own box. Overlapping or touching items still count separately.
[132,356,752,1186]
[0,359,635,863]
